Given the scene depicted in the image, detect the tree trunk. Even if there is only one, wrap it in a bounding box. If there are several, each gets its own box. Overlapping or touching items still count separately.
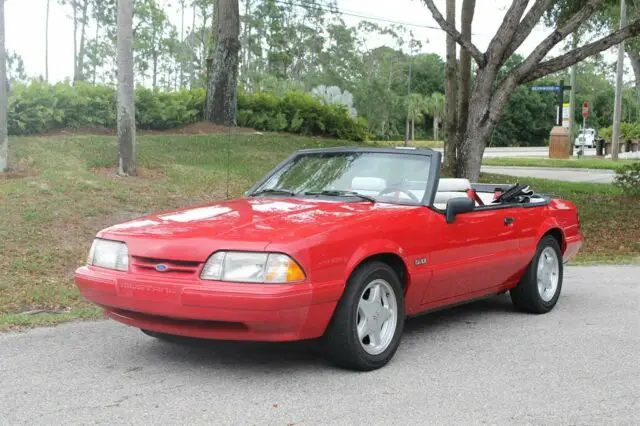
[0,0,8,172]
[459,69,515,181]
[459,120,494,182]
[117,0,136,176]
[433,117,439,141]
[424,0,640,180]
[243,0,252,87]
[205,0,240,126]
[443,0,457,172]
[93,18,100,84]
[45,0,50,82]
[180,0,185,88]
[411,119,415,141]
[152,24,158,90]
[569,33,578,156]
[628,49,640,106]
[73,2,78,84]
[190,3,196,88]
[455,0,476,175]
[75,0,89,83]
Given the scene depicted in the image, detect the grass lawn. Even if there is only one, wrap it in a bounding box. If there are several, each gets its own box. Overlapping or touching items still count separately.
[369,140,444,149]
[1,134,638,329]
[482,156,638,170]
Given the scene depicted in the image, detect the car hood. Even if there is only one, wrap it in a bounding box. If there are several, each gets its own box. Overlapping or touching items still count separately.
[98,197,417,261]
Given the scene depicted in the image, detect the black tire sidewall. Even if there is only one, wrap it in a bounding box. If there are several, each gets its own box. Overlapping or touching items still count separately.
[325,261,405,370]
[519,236,564,313]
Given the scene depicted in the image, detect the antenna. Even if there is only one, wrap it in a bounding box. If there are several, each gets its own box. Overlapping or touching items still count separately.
[225,122,231,200]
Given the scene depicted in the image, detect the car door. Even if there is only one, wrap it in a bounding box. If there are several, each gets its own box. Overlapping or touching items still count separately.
[420,205,525,307]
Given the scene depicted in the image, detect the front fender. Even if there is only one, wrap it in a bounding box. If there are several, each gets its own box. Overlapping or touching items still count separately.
[344,239,407,281]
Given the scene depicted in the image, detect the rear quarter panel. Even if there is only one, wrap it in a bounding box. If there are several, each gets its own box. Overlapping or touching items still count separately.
[530,199,582,263]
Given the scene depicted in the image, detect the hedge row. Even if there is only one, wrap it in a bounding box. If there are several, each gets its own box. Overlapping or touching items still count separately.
[7,81,369,141]
[599,122,640,141]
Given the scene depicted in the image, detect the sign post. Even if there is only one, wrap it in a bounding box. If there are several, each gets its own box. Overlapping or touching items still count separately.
[535,81,573,159]
[531,80,572,126]
[578,101,589,157]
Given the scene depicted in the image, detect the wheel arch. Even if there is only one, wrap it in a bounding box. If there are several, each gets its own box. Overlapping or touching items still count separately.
[540,227,566,254]
[344,241,410,291]
[350,253,409,290]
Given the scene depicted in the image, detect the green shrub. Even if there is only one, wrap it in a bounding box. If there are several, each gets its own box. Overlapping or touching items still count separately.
[135,88,205,129]
[237,90,370,141]
[599,125,613,142]
[613,162,640,196]
[621,122,640,140]
[7,81,368,141]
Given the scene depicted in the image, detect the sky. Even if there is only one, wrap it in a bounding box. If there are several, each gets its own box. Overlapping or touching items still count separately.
[3,0,628,84]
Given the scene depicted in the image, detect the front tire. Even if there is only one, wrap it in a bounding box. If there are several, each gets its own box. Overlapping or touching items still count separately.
[511,235,563,314]
[323,261,405,371]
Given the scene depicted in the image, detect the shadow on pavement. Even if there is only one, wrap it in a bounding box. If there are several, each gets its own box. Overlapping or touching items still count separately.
[131,294,518,370]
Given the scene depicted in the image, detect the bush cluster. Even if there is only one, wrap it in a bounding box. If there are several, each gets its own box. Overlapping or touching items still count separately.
[613,162,640,197]
[237,91,369,141]
[7,81,369,141]
[599,122,640,142]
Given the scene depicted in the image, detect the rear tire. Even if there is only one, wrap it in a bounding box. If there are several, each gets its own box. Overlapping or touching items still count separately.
[510,235,563,314]
[323,261,405,371]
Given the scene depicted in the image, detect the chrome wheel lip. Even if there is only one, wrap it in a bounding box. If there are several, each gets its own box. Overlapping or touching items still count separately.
[537,246,560,302]
[356,279,398,355]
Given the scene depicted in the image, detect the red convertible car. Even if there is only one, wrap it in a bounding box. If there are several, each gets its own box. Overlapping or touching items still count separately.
[75,147,583,370]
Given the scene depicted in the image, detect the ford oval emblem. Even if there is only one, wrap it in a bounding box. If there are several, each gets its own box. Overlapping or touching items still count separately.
[155,264,169,272]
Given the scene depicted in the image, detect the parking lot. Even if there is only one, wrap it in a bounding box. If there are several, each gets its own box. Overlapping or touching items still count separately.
[1,265,638,425]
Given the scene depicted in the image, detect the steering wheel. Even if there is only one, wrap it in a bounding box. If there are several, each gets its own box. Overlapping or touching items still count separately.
[377,187,420,202]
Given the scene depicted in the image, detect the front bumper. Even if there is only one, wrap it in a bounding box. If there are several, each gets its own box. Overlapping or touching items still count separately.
[74,266,344,341]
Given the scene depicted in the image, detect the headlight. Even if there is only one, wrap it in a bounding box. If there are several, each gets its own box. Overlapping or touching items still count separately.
[201,251,306,283]
[87,239,129,271]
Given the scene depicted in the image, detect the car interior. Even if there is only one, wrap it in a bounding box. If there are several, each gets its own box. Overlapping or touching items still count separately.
[349,176,547,210]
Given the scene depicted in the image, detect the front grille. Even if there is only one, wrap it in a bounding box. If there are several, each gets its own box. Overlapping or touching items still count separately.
[131,256,201,276]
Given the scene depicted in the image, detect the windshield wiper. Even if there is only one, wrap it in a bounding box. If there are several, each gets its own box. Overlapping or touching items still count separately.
[251,188,297,197]
[303,190,377,203]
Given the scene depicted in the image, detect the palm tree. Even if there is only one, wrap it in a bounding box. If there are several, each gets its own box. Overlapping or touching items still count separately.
[406,93,427,141]
[205,0,240,126]
[45,0,50,82]
[0,0,8,172]
[117,0,136,176]
[425,92,445,141]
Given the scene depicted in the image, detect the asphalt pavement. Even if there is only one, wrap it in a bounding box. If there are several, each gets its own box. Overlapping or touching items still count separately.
[1,265,638,425]
[481,166,615,184]
[434,147,598,158]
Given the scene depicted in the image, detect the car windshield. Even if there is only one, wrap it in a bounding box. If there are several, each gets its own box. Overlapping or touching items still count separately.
[251,151,432,205]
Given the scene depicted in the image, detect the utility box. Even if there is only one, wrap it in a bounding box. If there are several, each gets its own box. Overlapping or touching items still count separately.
[549,126,570,159]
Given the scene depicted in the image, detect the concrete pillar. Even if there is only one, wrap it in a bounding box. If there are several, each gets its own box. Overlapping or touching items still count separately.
[549,126,570,159]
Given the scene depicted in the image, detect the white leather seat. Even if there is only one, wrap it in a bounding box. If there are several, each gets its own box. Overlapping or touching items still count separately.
[434,178,472,209]
[351,177,386,196]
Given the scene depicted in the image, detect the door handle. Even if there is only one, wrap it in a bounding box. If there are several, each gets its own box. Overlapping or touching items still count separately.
[504,216,515,225]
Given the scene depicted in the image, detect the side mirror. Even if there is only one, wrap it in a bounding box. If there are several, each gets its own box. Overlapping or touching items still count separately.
[445,197,475,223]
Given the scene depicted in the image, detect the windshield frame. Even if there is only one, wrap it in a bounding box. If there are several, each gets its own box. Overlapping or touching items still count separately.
[245,147,441,207]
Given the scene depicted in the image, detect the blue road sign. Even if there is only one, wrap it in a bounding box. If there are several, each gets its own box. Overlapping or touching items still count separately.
[531,85,562,91]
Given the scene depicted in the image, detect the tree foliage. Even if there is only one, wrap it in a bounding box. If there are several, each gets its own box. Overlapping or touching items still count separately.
[5,0,639,152]
[5,81,368,141]
[424,0,640,179]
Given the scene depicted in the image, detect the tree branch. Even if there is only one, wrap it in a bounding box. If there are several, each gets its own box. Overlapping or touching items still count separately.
[520,19,640,83]
[513,0,604,81]
[422,0,486,67]
[485,0,529,64]
[504,0,555,59]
